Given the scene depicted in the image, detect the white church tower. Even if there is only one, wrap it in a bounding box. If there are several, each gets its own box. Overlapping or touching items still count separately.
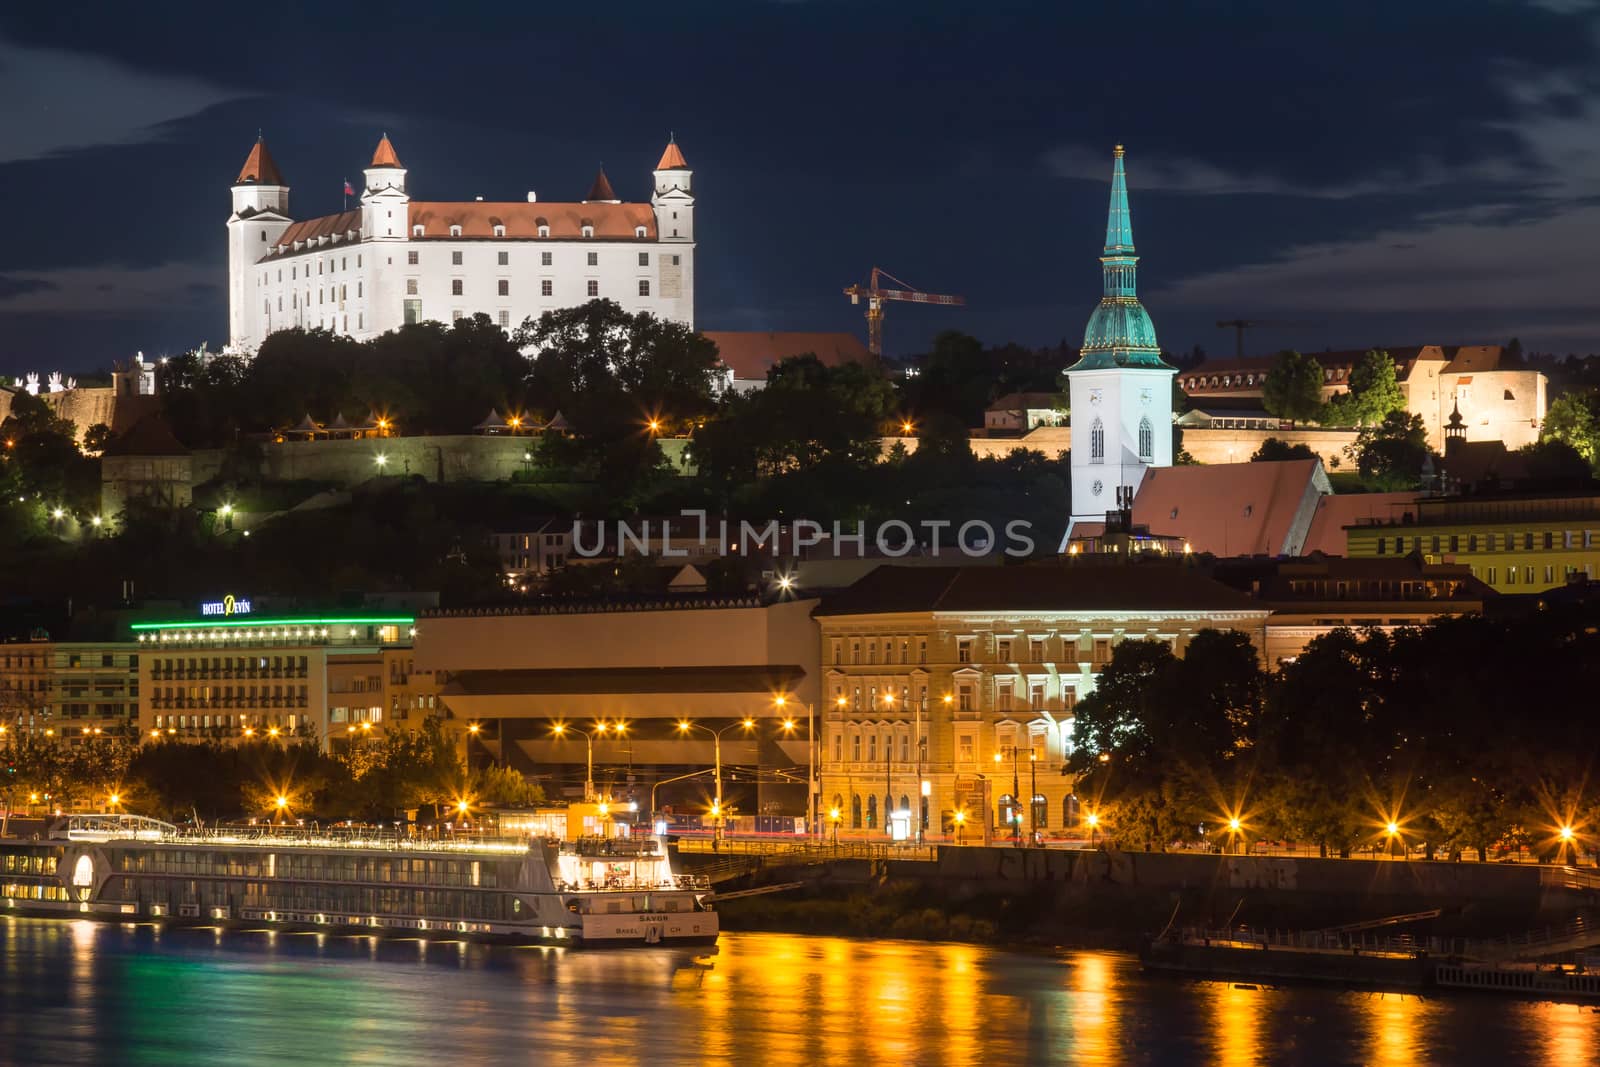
[1064,146,1175,528]
[226,136,292,349]
[651,136,695,321]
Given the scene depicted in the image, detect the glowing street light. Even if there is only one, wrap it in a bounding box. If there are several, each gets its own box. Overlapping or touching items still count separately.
[90,515,102,528]
[267,727,281,739]
[678,717,761,838]
[374,453,388,469]
[900,420,914,434]
[50,507,64,520]
[1085,811,1101,849]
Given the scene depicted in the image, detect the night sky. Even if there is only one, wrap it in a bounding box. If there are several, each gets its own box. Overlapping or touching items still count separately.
[2,1,1598,378]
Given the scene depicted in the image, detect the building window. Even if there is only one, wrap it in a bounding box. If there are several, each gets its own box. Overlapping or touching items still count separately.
[832,734,842,763]
[451,279,463,296]
[852,734,861,762]
[1090,418,1105,463]
[451,250,463,265]
[997,638,1013,661]
[406,278,418,295]
[498,310,509,328]
[498,251,509,266]
[1030,639,1045,662]
[541,279,553,297]
[867,735,877,763]
[957,684,973,713]
[452,309,464,322]
[996,680,1013,711]
[407,251,418,265]
[1138,417,1154,461]
[541,251,553,266]
[1377,538,1386,556]
[587,251,598,267]
[957,639,972,663]
[638,252,650,267]
[497,279,509,297]
[957,733,974,763]
[638,280,650,297]
[587,280,599,297]
[672,255,681,265]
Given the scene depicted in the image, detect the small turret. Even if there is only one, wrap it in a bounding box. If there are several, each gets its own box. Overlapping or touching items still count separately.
[364,133,407,194]
[651,135,694,244]
[228,135,293,351]
[584,166,620,204]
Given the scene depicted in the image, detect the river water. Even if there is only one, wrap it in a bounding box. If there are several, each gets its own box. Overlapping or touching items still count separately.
[1,918,1596,1066]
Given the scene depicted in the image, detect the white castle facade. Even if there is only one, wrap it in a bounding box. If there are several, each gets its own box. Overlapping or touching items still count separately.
[226,135,696,352]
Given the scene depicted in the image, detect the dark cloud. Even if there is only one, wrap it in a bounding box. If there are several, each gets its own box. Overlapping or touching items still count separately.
[0,1,1598,371]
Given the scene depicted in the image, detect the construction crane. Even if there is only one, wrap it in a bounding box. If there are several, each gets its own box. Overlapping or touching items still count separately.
[844,267,965,357]
[1215,319,1321,358]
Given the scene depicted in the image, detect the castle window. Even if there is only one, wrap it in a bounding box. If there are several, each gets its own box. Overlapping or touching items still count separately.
[1090,418,1105,463]
[587,280,599,297]
[493,225,505,238]
[498,251,509,266]
[260,232,266,242]
[406,279,418,295]
[497,279,509,297]
[587,252,598,267]
[498,310,509,328]
[1138,417,1154,461]
[639,252,650,267]
[407,251,418,265]
[451,279,463,296]
[541,279,553,297]
[538,225,550,238]
[451,250,463,266]
[357,281,362,298]
[412,225,424,237]
[449,225,462,237]
[635,226,647,238]
[452,309,464,322]
[639,280,650,297]
[581,225,594,238]
[541,251,552,266]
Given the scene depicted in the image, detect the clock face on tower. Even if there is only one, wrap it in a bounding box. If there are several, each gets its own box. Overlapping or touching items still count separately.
[1091,479,1104,496]
[1140,388,1152,405]
[1089,389,1103,406]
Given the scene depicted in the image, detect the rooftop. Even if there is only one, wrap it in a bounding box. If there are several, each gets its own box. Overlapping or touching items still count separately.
[702,331,872,381]
[815,562,1265,617]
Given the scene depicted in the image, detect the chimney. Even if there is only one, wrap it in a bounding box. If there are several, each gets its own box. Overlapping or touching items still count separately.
[526,191,538,203]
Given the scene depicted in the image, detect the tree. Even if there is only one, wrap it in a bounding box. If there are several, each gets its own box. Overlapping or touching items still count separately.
[1260,350,1325,424]
[1353,411,1432,491]
[1322,349,1406,428]
[1250,438,1316,462]
[1540,391,1600,469]
[82,423,113,453]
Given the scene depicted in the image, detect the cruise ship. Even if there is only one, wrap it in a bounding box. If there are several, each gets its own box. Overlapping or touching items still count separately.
[1,809,717,947]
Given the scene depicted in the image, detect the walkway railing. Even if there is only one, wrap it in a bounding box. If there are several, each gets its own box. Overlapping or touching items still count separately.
[677,839,938,863]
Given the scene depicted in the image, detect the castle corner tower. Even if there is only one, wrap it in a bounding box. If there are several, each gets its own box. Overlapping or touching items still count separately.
[1064,145,1175,527]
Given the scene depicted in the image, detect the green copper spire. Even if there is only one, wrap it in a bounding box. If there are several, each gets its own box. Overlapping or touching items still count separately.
[1068,144,1170,372]
[1104,144,1135,255]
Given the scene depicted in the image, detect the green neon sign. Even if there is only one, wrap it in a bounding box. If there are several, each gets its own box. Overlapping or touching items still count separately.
[131,616,415,631]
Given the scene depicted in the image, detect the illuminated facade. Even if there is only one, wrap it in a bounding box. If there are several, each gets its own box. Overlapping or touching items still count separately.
[0,639,140,741]
[813,565,1269,841]
[1064,146,1176,527]
[1344,492,1600,594]
[135,614,415,748]
[227,134,695,352]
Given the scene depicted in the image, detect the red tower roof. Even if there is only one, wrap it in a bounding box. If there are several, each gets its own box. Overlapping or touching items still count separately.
[586,167,618,202]
[370,134,403,168]
[655,137,689,170]
[235,137,286,185]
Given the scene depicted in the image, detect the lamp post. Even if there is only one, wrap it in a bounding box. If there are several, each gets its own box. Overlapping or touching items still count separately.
[1029,750,1038,845]
[1086,811,1100,850]
[773,695,812,836]
[551,721,625,802]
[994,746,1021,847]
[676,717,758,840]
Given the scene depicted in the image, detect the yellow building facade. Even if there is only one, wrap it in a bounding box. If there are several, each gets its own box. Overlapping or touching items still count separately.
[813,565,1269,843]
[1344,493,1600,595]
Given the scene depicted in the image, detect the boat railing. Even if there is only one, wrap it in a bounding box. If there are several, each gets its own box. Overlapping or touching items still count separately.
[562,836,663,859]
[52,813,179,842]
[95,822,533,856]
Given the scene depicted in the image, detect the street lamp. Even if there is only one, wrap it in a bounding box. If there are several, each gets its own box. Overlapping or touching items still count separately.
[551,721,624,802]
[954,808,967,845]
[828,806,842,846]
[994,746,1022,847]
[677,717,759,840]
[1085,811,1100,849]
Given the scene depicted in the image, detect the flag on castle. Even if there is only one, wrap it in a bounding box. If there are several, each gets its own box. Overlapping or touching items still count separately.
[343,179,355,196]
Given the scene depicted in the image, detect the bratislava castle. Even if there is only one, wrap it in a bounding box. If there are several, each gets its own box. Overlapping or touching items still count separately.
[226,134,696,352]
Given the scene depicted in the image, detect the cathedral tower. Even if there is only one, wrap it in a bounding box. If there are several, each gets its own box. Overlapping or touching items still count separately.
[1064,145,1175,526]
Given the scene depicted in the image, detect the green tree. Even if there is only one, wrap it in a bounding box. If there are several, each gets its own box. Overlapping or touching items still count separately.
[1322,349,1406,427]
[1260,350,1325,424]
[82,423,113,453]
[1250,438,1316,462]
[1352,411,1432,490]
[1540,391,1600,469]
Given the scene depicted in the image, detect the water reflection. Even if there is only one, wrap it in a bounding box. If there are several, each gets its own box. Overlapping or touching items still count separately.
[0,919,1597,1066]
